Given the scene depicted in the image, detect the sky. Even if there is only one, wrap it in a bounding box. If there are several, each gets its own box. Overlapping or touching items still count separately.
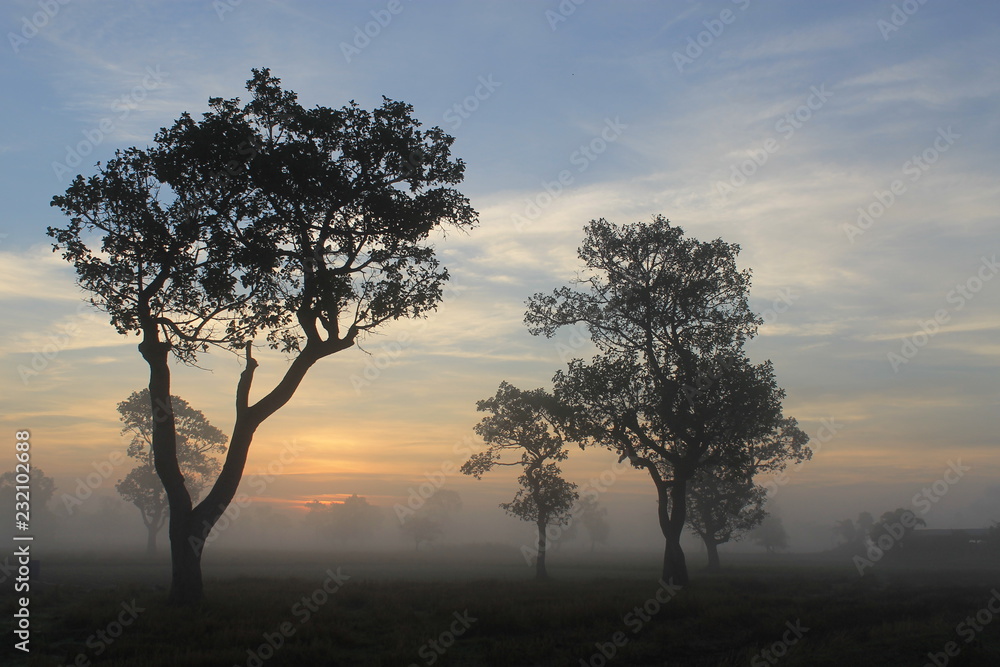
[1,0,999,552]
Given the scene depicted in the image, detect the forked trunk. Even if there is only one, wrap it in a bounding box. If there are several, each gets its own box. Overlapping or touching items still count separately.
[656,480,689,585]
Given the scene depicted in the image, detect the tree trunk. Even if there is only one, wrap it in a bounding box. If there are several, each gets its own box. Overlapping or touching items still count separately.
[535,520,548,580]
[703,535,720,572]
[146,526,157,555]
[167,511,204,603]
[656,480,689,585]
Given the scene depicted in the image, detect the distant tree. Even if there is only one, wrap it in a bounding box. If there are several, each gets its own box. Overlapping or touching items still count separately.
[115,389,227,554]
[687,418,809,571]
[306,494,383,544]
[833,511,874,549]
[49,68,476,603]
[526,216,807,584]
[577,495,611,553]
[868,508,925,555]
[399,488,462,551]
[462,382,579,580]
[751,514,788,554]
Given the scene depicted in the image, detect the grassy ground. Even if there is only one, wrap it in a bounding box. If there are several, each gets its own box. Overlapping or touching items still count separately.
[3,549,999,666]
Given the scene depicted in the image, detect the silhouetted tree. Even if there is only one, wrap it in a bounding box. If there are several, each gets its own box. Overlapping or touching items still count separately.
[462,382,578,580]
[115,389,226,554]
[399,488,461,551]
[687,468,765,571]
[751,514,788,554]
[526,216,802,585]
[687,418,809,571]
[49,68,476,603]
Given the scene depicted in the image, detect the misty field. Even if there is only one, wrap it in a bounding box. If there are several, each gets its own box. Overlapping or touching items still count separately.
[4,548,999,666]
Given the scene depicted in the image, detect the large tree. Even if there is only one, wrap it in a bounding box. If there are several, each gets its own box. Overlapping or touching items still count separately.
[686,417,809,571]
[115,389,227,554]
[462,382,578,580]
[49,68,477,603]
[526,216,805,585]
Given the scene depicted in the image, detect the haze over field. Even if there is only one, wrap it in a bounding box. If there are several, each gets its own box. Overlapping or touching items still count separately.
[2,0,999,558]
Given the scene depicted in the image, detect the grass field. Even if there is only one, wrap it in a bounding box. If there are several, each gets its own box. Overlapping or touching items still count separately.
[3,547,999,666]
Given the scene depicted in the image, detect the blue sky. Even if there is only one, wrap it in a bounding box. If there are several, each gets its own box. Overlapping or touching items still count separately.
[2,0,999,549]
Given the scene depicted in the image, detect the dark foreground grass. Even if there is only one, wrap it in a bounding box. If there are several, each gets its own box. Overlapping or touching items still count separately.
[3,554,1000,666]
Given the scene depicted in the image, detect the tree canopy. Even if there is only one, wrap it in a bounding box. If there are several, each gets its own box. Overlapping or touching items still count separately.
[48,67,476,603]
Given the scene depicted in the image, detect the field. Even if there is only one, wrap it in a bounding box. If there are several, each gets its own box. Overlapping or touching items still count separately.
[3,547,999,666]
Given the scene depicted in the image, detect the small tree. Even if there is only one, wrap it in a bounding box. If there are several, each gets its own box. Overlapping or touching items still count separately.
[751,514,788,554]
[686,468,766,571]
[115,389,227,554]
[49,68,476,603]
[399,488,461,551]
[686,418,809,571]
[577,495,611,553]
[462,382,578,580]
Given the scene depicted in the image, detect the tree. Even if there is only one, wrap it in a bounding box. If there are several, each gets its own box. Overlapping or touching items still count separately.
[686,467,766,571]
[48,68,477,603]
[398,488,462,551]
[525,216,807,585]
[115,389,227,554]
[868,508,926,556]
[1,468,57,538]
[833,511,874,550]
[577,495,611,553]
[686,418,809,571]
[751,514,788,554]
[305,494,383,544]
[462,382,579,580]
